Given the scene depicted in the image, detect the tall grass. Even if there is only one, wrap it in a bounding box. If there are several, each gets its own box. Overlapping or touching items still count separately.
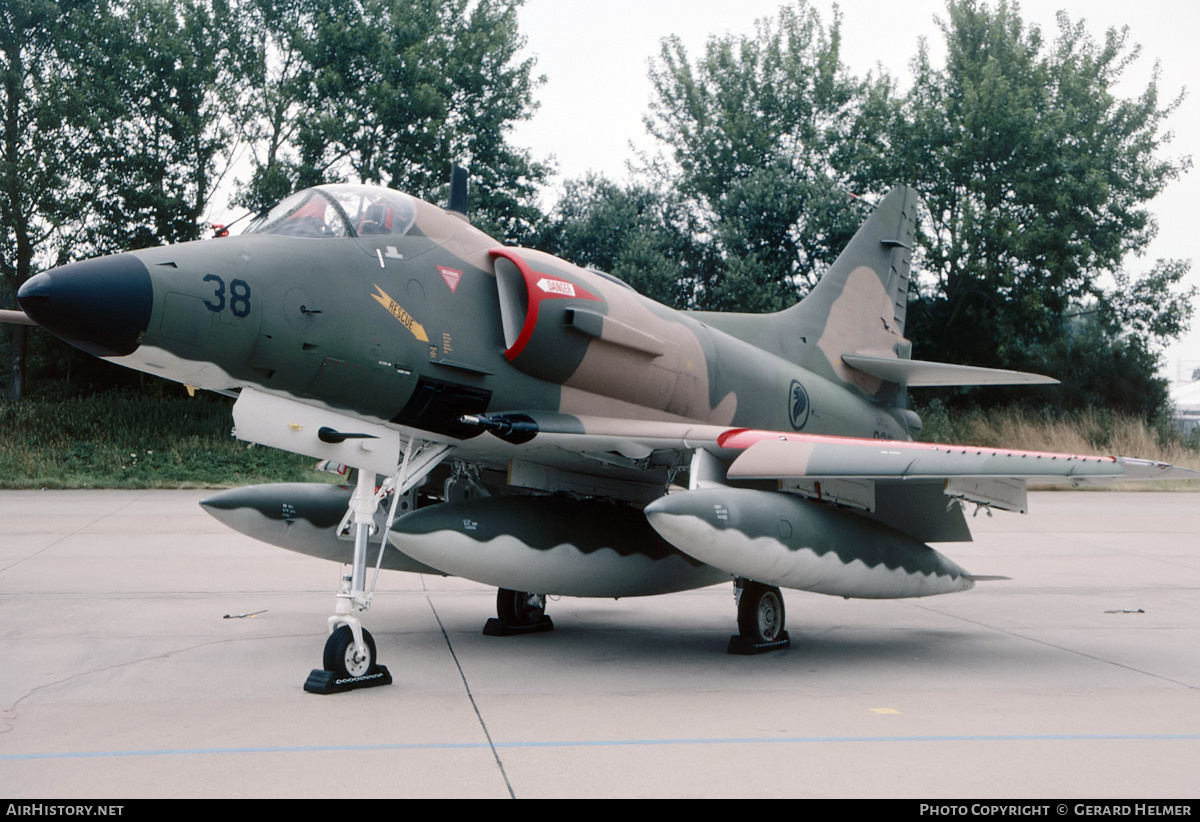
[3,391,1197,489]
[915,401,1200,486]
[0,390,323,489]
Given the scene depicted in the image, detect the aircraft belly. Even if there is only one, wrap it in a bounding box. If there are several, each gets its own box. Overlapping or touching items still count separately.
[645,488,973,599]
[106,344,244,392]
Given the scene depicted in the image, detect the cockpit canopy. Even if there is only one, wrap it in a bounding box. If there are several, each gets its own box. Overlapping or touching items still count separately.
[245,185,418,238]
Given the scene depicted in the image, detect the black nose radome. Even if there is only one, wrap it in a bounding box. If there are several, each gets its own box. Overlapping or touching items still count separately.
[18,254,152,357]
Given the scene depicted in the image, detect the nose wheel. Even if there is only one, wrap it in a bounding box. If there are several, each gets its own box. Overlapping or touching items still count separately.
[324,625,377,678]
[728,580,790,655]
[304,620,392,694]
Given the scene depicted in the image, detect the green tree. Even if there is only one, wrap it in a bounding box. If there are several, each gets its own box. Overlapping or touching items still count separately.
[625,0,1190,417]
[2,0,246,398]
[864,0,1192,399]
[238,0,549,243]
[537,174,709,308]
[235,0,311,214]
[2,1,115,399]
[88,0,253,250]
[57,0,256,255]
[643,1,886,310]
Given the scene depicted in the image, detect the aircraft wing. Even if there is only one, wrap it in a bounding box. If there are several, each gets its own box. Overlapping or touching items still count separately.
[460,412,1195,483]
[479,416,1194,527]
[712,428,1196,517]
[718,428,1195,483]
[225,391,1193,533]
[476,414,1193,485]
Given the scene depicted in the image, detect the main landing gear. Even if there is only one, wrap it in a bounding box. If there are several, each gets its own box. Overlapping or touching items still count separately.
[727,579,790,655]
[484,588,554,636]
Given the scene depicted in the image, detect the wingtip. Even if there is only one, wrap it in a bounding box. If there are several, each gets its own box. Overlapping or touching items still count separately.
[1117,457,1200,482]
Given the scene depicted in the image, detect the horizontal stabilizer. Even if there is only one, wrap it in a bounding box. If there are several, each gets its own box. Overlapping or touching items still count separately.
[842,354,1058,387]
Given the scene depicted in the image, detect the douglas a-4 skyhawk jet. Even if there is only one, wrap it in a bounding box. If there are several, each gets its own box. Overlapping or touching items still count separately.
[12,172,1193,692]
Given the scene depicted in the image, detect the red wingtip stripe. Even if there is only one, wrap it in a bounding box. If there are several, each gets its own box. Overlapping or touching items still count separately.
[719,428,1117,463]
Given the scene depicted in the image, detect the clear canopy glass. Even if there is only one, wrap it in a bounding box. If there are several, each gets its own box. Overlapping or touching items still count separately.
[245,185,418,238]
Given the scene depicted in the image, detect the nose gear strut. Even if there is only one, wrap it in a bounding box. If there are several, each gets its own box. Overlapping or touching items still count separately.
[305,436,453,694]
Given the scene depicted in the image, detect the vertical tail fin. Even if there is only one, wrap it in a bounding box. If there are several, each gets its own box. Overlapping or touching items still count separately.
[693,186,1053,398]
[684,186,919,400]
[783,186,918,397]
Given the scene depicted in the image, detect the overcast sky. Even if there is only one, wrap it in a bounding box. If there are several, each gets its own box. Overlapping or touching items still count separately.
[510,0,1200,381]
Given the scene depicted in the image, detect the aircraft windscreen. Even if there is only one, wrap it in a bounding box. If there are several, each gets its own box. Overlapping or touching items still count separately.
[245,185,418,238]
[325,186,418,237]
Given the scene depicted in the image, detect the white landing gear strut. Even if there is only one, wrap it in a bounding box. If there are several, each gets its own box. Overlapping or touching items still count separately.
[304,438,452,694]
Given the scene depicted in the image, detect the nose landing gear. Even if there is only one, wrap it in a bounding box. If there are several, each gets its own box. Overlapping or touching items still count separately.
[304,438,453,694]
[305,619,391,694]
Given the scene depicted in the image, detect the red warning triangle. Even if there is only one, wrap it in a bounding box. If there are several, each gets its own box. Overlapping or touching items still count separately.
[437,265,462,293]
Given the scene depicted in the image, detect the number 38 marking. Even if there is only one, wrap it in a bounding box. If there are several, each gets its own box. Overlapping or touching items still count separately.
[203,274,252,317]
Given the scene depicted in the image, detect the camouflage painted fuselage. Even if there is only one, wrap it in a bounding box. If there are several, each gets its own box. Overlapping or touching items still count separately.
[64,194,913,448]
[18,184,1009,601]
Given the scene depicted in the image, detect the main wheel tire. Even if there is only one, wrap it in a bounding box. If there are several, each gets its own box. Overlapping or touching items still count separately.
[496,589,546,626]
[737,582,785,643]
[323,625,377,678]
